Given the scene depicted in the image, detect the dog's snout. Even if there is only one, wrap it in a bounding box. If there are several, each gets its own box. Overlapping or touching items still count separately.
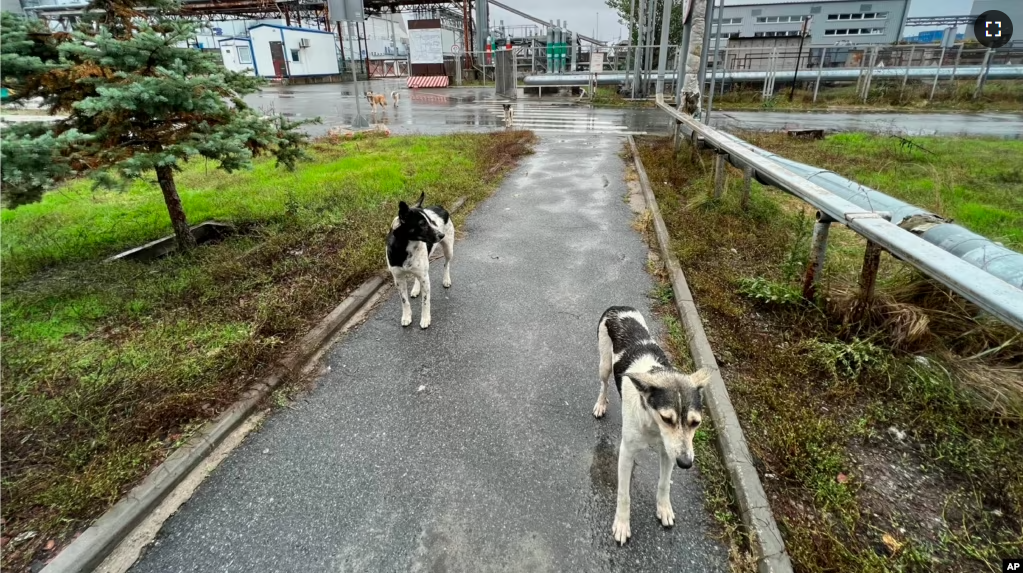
[676,455,693,469]
[436,233,445,240]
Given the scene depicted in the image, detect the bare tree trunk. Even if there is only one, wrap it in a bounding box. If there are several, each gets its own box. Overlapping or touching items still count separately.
[681,0,707,115]
[155,164,197,251]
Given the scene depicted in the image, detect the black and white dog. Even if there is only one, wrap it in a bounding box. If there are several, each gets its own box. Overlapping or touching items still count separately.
[386,193,454,329]
[502,103,514,125]
[593,306,712,545]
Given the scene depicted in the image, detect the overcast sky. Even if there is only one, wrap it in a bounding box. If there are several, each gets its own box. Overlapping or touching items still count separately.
[487,0,977,42]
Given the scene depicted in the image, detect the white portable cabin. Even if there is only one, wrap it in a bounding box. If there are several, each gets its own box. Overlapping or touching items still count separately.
[219,37,257,76]
[247,24,339,78]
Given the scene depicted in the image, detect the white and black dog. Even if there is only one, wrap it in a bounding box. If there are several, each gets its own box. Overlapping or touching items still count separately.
[390,90,400,107]
[502,103,514,125]
[386,193,454,329]
[593,306,712,545]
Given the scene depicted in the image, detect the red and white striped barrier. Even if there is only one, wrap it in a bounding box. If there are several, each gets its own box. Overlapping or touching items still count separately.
[407,76,450,89]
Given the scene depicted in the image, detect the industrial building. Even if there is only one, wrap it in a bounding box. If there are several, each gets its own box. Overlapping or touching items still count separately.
[714,0,913,48]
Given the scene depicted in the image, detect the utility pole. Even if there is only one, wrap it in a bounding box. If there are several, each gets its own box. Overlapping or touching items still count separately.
[789,15,811,102]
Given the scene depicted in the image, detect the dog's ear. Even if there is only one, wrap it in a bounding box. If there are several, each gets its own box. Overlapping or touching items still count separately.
[688,368,713,389]
[625,372,656,395]
[398,201,410,221]
[415,192,425,208]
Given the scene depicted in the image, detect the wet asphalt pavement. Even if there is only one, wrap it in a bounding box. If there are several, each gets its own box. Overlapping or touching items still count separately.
[128,134,728,572]
[239,80,1023,139]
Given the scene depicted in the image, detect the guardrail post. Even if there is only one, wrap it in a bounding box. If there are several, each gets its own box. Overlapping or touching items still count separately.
[741,166,753,210]
[801,212,833,300]
[929,45,947,102]
[850,239,883,323]
[861,47,877,103]
[813,48,826,104]
[713,152,727,199]
[974,48,993,101]
[899,45,915,102]
[948,43,963,93]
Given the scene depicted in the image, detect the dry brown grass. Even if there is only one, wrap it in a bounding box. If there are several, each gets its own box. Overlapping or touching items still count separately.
[631,134,1023,572]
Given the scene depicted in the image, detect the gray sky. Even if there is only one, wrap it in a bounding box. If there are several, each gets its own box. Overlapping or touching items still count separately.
[487,0,977,42]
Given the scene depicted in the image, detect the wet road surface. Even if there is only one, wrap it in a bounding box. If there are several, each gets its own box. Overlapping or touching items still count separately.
[6,82,1020,138]
[240,80,1023,139]
[128,133,728,572]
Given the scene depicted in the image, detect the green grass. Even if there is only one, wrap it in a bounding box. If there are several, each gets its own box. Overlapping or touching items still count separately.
[740,132,1023,250]
[589,86,655,108]
[0,131,536,571]
[631,135,1022,572]
[714,79,1023,112]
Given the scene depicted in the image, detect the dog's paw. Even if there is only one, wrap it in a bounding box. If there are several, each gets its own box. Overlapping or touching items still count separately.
[420,315,431,329]
[656,500,675,528]
[442,278,451,288]
[410,284,421,298]
[592,400,607,418]
[401,314,412,327]
[612,515,631,546]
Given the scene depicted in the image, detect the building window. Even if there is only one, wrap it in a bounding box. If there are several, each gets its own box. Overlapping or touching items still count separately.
[238,45,252,64]
[827,12,887,21]
[756,15,808,23]
[291,49,300,62]
[824,28,885,36]
[721,18,742,25]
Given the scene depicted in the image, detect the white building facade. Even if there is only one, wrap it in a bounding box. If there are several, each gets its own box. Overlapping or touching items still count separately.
[714,0,913,47]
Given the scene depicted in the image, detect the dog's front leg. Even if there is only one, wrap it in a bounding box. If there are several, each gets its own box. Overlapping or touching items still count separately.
[395,274,413,327]
[441,235,453,288]
[418,272,431,329]
[656,446,676,528]
[613,441,635,545]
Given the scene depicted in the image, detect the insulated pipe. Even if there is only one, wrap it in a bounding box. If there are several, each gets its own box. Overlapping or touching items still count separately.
[546,26,554,72]
[716,131,1023,288]
[624,0,637,92]
[696,0,715,102]
[561,22,569,73]
[524,65,1023,85]
[632,0,646,96]
[654,0,673,95]
[676,12,693,106]
[643,0,658,95]
[570,31,578,72]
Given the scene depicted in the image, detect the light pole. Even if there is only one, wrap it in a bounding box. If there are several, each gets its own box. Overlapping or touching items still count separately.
[789,15,812,102]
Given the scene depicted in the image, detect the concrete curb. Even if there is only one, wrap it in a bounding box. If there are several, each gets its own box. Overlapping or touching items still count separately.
[626,136,793,573]
[42,196,468,573]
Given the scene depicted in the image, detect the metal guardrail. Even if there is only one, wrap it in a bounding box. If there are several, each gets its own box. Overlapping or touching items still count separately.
[652,92,1023,331]
[524,65,1023,85]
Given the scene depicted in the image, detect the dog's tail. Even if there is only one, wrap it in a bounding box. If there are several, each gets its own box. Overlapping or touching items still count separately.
[689,367,714,388]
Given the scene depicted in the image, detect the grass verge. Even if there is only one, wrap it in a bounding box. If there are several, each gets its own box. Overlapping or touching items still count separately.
[631,133,1022,572]
[589,87,655,108]
[0,131,537,572]
[713,79,1023,112]
[740,132,1023,250]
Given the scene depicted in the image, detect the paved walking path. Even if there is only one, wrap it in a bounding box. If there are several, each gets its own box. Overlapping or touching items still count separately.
[129,134,727,572]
